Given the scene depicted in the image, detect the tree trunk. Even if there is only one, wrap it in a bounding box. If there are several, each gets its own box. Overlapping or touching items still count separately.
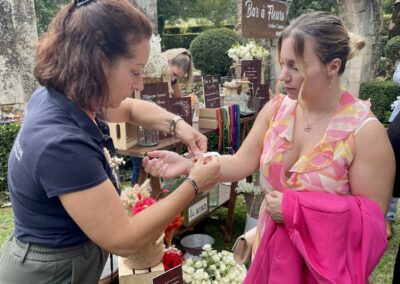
[337,0,382,96]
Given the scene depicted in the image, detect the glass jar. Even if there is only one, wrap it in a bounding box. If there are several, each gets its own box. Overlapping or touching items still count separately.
[137,126,159,147]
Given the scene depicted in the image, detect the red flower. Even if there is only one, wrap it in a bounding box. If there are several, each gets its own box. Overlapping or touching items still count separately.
[162,247,184,271]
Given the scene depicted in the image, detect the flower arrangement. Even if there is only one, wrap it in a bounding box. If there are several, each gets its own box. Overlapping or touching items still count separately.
[120,179,184,247]
[227,41,270,62]
[143,34,168,78]
[182,244,247,284]
[163,246,184,271]
[235,180,262,195]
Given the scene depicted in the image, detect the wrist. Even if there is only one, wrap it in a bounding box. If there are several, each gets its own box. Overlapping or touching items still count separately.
[167,115,183,136]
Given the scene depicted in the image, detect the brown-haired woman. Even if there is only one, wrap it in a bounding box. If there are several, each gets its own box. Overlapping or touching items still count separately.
[143,11,395,282]
[0,0,219,283]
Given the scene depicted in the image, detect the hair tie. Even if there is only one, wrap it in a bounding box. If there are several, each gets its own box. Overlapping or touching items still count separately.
[75,0,93,7]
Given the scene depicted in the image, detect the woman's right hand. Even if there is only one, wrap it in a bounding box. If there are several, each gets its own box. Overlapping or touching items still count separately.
[188,155,220,192]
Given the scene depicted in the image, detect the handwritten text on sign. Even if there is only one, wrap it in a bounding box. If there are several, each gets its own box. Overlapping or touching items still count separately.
[242,0,288,39]
[188,196,208,223]
[202,75,221,108]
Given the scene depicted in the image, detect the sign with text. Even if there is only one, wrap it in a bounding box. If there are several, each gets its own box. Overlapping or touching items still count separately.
[188,196,208,223]
[167,97,192,125]
[140,82,169,109]
[241,60,262,84]
[252,83,269,112]
[140,82,170,139]
[153,265,183,284]
[242,0,288,39]
[202,75,221,108]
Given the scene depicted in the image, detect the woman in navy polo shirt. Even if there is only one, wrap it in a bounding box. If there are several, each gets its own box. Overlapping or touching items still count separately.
[0,0,219,283]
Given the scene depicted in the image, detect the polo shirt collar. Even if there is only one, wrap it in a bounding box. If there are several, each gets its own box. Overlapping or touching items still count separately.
[46,87,104,142]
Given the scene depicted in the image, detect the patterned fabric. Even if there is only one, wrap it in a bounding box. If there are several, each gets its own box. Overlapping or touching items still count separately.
[254,91,371,251]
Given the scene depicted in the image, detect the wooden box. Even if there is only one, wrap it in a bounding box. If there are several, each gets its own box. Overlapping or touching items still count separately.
[108,122,137,150]
[118,257,164,284]
[182,192,210,227]
[198,118,219,129]
[199,108,218,119]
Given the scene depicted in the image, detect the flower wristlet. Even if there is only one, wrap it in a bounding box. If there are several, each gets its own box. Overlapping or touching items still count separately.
[184,177,199,196]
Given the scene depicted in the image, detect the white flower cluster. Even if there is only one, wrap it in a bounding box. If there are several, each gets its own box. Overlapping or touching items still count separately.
[235,180,262,195]
[143,34,168,78]
[120,179,151,214]
[182,244,247,284]
[228,41,270,62]
[391,96,400,110]
[103,148,125,171]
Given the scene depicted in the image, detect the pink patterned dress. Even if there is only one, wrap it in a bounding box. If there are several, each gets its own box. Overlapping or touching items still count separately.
[254,90,372,251]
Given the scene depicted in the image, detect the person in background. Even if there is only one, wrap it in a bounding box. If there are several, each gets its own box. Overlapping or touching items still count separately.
[130,48,194,185]
[0,1,219,283]
[143,11,395,282]
[163,48,194,98]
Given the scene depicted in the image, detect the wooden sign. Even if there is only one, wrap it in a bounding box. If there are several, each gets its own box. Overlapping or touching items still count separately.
[252,83,269,112]
[152,265,183,284]
[140,82,169,109]
[202,75,221,108]
[241,60,262,84]
[167,97,193,125]
[242,0,288,39]
[140,82,170,139]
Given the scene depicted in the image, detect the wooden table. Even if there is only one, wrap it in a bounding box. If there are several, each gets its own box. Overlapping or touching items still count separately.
[117,114,257,241]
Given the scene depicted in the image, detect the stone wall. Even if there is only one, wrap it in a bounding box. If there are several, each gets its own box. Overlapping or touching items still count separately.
[0,0,38,113]
[130,0,158,33]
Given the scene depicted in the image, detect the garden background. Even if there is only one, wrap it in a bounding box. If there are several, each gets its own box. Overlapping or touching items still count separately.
[1,0,400,283]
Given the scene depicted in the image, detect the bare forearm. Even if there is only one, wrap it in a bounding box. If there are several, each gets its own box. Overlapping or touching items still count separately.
[218,154,258,182]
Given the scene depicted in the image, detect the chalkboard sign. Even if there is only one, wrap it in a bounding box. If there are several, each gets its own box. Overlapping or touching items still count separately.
[140,82,169,109]
[241,60,262,84]
[242,0,288,39]
[140,82,170,139]
[168,97,193,125]
[252,83,269,112]
[202,75,221,108]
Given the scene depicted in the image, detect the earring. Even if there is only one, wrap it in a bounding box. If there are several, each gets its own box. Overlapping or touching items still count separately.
[328,78,333,90]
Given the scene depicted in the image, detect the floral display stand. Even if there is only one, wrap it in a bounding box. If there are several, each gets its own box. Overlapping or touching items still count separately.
[118,257,164,284]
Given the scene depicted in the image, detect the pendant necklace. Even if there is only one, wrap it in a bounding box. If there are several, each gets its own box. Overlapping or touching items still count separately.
[299,103,336,132]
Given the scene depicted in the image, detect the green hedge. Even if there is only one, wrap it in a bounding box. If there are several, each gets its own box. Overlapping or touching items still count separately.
[161,33,199,50]
[385,36,400,64]
[359,80,400,123]
[190,28,242,76]
[0,122,21,191]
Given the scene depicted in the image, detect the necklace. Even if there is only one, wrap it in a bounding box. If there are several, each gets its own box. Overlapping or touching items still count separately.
[299,103,336,132]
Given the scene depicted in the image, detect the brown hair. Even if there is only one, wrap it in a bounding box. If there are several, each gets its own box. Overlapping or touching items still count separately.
[34,0,153,112]
[277,11,365,78]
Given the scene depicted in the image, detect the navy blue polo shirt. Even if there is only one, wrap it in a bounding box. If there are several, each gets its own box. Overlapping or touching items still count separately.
[8,87,119,247]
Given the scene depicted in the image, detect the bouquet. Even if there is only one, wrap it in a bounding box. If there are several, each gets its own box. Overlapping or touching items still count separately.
[120,179,184,247]
[143,34,168,79]
[227,41,269,63]
[182,244,247,284]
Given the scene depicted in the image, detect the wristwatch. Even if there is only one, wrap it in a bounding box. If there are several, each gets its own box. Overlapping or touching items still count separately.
[168,115,183,136]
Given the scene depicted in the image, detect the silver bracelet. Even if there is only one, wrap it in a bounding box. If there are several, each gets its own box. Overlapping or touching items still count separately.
[184,177,199,196]
[168,115,183,136]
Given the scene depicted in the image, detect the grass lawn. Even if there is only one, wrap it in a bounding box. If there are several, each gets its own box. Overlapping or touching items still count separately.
[0,196,398,283]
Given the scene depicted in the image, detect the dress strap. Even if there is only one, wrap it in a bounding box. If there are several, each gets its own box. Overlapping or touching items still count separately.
[354,117,379,135]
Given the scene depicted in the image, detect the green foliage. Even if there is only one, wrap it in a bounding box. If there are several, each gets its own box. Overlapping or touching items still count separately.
[383,14,392,37]
[163,27,183,34]
[34,0,68,34]
[190,28,242,76]
[0,123,21,192]
[162,33,198,50]
[383,0,396,14]
[385,36,400,64]
[376,56,390,78]
[359,81,400,123]
[287,0,338,20]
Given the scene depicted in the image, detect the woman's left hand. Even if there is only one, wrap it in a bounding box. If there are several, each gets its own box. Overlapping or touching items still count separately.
[175,121,207,155]
[265,191,284,223]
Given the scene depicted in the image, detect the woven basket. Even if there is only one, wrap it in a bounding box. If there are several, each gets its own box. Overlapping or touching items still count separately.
[125,234,165,270]
[243,193,265,219]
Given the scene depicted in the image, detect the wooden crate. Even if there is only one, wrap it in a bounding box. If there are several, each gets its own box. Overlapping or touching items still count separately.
[198,108,219,129]
[182,192,210,227]
[118,257,164,284]
[108,122,137,150]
